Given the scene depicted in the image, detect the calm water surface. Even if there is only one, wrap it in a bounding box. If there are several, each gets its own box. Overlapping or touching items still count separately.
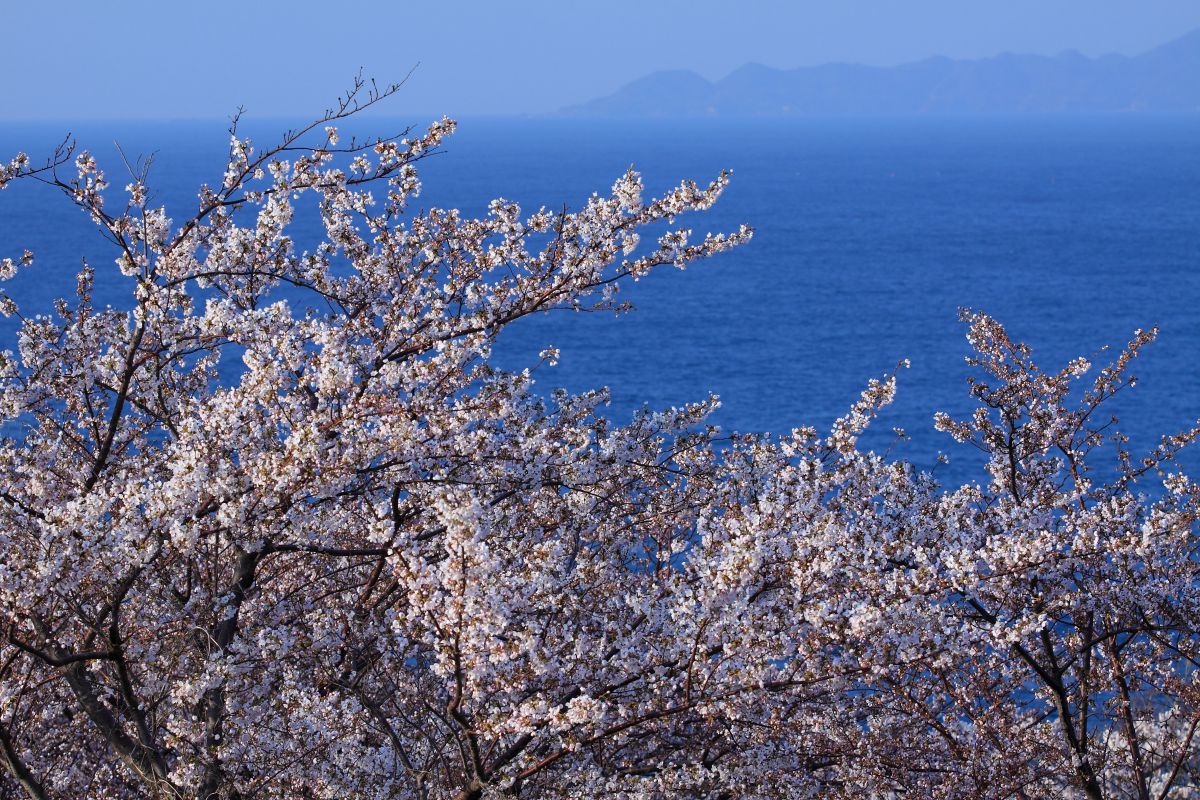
[1,115,1197,483]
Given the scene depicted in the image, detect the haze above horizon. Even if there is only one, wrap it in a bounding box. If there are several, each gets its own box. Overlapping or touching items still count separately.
[3,0,1199,121]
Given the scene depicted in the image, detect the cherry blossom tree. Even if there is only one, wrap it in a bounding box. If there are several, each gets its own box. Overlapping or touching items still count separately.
[0,79,1198,799]
[837,314,1200,800]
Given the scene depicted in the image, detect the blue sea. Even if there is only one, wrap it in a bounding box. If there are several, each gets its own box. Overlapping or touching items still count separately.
[1,115,1198,484]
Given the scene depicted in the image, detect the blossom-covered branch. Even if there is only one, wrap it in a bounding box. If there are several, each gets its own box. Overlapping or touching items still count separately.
[0,82,1197,800]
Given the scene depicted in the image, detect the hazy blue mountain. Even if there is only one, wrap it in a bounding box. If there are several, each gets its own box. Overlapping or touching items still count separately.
[564,29,1200,116]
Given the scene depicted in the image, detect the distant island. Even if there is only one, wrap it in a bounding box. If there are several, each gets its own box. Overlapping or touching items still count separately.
[563,28,1200,116]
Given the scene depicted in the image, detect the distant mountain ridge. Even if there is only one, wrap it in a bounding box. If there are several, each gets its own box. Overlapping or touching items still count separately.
[563,29,1200,116]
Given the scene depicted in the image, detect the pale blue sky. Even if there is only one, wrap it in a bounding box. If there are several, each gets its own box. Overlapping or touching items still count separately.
[3,0,1198,120]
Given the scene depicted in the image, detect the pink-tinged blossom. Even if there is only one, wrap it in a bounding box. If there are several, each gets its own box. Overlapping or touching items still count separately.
[0,78,1197,800]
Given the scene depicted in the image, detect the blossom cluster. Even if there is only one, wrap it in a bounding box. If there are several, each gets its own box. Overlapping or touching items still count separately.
[0,83,1196,800]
